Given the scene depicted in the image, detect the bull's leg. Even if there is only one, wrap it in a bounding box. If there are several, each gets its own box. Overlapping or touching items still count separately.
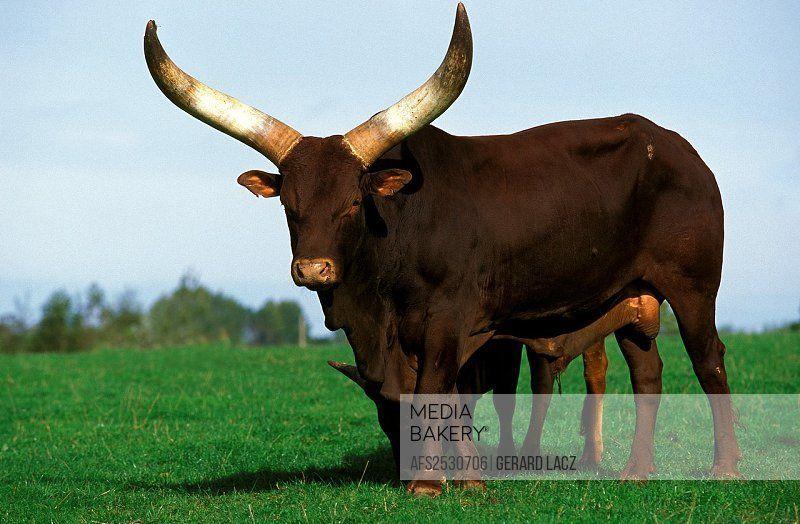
[376,399,401,474]
[667,290,742,478]
[493,341,523,456]
[519,347,554,458]
[450,396,487,490]
[577,340,608,470]
[405,319,464,496]
[616,328,662,480]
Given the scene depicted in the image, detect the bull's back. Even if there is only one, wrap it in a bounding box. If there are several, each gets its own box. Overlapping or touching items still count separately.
[399,114,722,319]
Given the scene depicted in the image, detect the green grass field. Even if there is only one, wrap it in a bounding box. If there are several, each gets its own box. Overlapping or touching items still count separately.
[2,332,799,522]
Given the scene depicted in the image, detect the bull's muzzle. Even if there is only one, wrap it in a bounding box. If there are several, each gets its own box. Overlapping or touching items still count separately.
[292,257,339,290]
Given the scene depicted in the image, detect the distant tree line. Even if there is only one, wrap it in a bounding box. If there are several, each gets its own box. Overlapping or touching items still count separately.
[0,273,319,353]
[0,275,790,354]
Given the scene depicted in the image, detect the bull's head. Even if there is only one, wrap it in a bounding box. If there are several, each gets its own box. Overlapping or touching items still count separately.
[144,5,472,290]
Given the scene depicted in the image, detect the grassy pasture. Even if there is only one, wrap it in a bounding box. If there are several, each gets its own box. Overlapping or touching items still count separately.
[1,332,799,522]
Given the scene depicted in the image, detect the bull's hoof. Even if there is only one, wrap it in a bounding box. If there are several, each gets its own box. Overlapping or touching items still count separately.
[711,463,744,479]
[406,479,443,497]
[453,479,486,491]
[517,447,542,460]
[619,461,655,481]
[576,451,602,471]
[496,441,517,458]
[517,449,545,476]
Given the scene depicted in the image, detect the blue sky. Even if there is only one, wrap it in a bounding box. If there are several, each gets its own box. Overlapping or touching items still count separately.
[1,1,798,334]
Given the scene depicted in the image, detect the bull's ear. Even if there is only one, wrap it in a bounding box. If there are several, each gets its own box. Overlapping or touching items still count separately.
[366,169,412,197]
[237,170,282,198]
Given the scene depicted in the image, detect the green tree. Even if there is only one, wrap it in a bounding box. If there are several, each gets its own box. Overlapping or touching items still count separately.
[0,315,27,353]
[28,290,88,353]
[84,283,106,328]
[98,289,145,348]
[148,273,250,346]
[249,300,304,346]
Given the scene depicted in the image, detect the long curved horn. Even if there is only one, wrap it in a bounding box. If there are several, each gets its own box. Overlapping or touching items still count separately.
[144,21,302,167]
[327,360,367,390]
[343,3,472,168]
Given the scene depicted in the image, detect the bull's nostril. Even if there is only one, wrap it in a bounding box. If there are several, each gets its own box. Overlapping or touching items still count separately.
[292,258,336,288]
[319,262,331,277]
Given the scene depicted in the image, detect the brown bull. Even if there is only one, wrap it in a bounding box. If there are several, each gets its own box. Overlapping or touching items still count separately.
[145,3,741,496]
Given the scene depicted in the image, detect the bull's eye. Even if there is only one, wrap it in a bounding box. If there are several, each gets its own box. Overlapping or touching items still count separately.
[343,198,361,217]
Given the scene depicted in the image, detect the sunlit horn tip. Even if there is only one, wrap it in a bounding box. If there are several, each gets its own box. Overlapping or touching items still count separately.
[143,21,162,57]
[454,4,471,42]
[143,20,302,167]
[343,5,473,168]
[144,20,159,44]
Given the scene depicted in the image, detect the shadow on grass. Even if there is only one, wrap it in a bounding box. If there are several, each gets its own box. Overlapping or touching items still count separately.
[132,446,399,495]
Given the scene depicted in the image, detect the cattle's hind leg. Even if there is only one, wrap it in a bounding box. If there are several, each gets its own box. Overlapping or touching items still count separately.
[519,348,554,459]
[577,341,608,470]
[667,289,742,478]
[493,341,523,456]
[616,328,662,480]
